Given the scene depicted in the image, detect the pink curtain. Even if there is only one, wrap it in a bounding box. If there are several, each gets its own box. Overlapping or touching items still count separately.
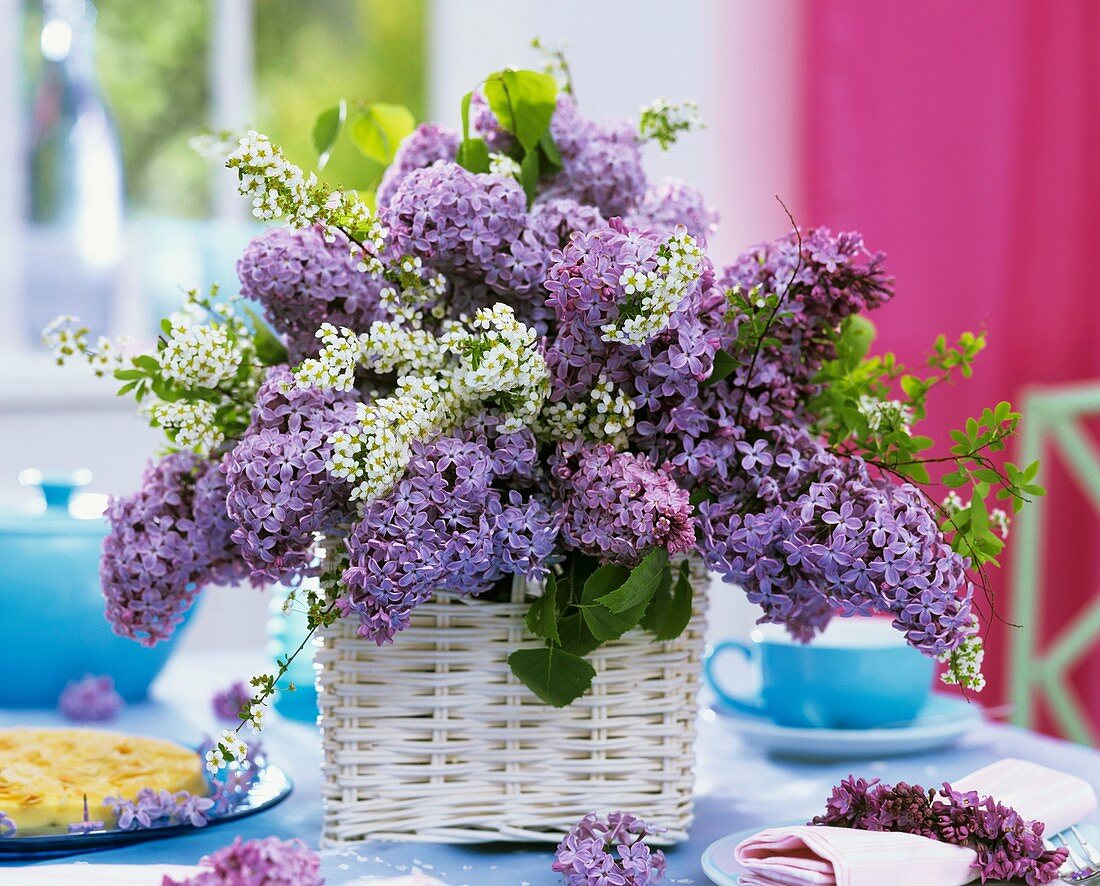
[802,0,1100,731]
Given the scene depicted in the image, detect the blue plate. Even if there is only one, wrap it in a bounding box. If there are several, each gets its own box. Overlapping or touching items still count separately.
[702,822,1100,885]
[0,762,292,858]
[707,693,984,761]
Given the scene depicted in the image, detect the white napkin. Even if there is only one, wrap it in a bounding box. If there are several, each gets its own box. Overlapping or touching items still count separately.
[734,758,1098,886]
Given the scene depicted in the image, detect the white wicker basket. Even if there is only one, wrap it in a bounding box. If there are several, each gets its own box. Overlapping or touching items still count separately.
[315,558,708,846]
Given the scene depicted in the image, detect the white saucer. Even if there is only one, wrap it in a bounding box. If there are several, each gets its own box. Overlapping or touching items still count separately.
[702,822,1100,885]
[708,693,984,761]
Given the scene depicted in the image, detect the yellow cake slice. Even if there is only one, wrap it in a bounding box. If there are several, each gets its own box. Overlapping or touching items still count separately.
[0,728,207,835]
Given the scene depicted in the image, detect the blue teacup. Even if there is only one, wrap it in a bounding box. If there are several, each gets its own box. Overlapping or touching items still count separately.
[704,617,934,729]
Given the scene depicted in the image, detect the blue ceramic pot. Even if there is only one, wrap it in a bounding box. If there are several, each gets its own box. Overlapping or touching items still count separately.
[0,470,193,708]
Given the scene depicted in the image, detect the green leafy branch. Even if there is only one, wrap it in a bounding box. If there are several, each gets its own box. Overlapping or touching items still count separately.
[508,548,695,706]
[455,68,562,204]
[311,98,417,189]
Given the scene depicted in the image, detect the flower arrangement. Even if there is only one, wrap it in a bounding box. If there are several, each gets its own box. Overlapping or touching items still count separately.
[49,50,1040,759]
[553,811,667,885]
[811,775,1068,883]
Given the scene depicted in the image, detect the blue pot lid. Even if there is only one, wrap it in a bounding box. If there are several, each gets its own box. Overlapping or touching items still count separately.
[0,469,108,537]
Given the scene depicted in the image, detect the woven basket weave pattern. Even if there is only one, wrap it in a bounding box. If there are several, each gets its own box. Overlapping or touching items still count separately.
[316,559,707,845]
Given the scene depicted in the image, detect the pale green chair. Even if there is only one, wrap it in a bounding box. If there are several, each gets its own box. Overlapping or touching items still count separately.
[1010,384,1100,745]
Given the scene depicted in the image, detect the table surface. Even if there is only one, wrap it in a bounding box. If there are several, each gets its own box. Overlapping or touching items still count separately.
[3,649,1099,885]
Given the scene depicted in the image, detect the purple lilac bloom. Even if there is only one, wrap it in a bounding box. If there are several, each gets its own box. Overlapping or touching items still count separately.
[105,788,214,831]
[192,455,255,587]
[811,777,1068,884]
[340,428,558,644]
[224,367,358,584]
[376,123,460,207]
[712,228,893,427]
[470,91,514,153]
[551,441,695,567]
[236,225,389,361]
[627,179,719,245]
[101,452,241,647]
[0,811,15,838]
[383,161,527,292]
[67,795,105,834]
[553,811,667,886]
[161,836,323,886]
[549,95,647,217]
[545,218,707,403]
[211,680,251,722]
[58,674,124,723]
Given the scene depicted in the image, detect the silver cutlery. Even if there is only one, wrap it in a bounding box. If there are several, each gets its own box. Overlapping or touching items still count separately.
[1049,826,1100,883]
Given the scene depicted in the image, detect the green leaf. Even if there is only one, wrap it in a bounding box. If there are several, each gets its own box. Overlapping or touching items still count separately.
[582,563,630,602]
[312,100,347,170]
[134,354,160,372]
[351,103,416,166]
[706,349,737,386]
[539,131,562,168]
[655,560,694,641]
[243,306,289,367]
[483,69,558,151]
[557,613,601,656]
[519,148,540,204]
[456,137,490,173]
[524,573,559,642]
[640,564,672,633]
[508,646,596,707]
[596,548,668,613]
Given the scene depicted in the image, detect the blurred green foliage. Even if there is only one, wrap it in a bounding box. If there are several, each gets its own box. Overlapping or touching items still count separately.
[22,0,426,217]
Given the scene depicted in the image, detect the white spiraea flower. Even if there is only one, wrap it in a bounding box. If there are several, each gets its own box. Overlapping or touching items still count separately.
[225,131,388,272]
[858,395,914,436]
[147,399,223,455]
[319,303,548,503]
[601,228,705,346]
[41,315,127,378]
[938,615,986,692]
[539,373,635,449]
[160,322,243,389]
[488,152,522,181]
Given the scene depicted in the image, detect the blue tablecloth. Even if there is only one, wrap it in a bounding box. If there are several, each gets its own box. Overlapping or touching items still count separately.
[3,649,1099,884]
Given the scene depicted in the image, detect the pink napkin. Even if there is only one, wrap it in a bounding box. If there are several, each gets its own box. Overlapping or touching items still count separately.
[733,758,1098,886]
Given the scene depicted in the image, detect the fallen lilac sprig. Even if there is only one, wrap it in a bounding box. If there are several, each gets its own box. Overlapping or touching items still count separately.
[58,674,124,723]
[160,836,323,886]
[0,811,15,838]
[811,776,1068,883]
[104,788,215,830]
[553,811,667,885]
[67,794,106,834]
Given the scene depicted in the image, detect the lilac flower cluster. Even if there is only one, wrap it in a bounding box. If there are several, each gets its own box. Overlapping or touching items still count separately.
[0,811,15,838]
[161,836,322,886]
[211,680,251,722]
[383,161,527,292]
[58,674,124,723]
[627,179,718,245]
[105,788,215,830]
[237,225,389,361]
[224,366,358,583]
[101,453,249,646]
[551,441,695,567]
[376,122,459,207]
[550,95,647,217]
[553,811,667,886]
[811,776,1068,884]
[340,418,557,644]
